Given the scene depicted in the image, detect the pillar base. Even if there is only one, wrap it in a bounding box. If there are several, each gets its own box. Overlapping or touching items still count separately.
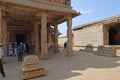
[41,53,49,60]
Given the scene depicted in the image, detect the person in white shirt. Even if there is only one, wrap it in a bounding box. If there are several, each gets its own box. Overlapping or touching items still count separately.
[0,43,6,77]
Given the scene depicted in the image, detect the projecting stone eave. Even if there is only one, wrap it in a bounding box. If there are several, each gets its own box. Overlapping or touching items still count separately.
[57,12,81,24]
[73,14,120,31]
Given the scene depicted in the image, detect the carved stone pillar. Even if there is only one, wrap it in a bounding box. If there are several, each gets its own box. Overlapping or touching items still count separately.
[0,10,2,43]
[66,15,73,56]
[34,22,40,55]
[2,18,8,56]
[47,26,52,44]
[0,9,8,56]
[54,24,59,53]
[41,12,48,59]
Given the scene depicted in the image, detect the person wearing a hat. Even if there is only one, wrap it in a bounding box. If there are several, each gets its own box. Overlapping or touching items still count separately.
[0,43,6,77]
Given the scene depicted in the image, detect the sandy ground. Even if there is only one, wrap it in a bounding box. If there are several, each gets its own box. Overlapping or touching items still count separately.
[0,48,120,80]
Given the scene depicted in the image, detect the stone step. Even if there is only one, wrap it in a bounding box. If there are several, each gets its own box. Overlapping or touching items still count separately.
[98,51,115,54]
[98,47,114,51]
[94,52,113,57]
[94,45,118,57]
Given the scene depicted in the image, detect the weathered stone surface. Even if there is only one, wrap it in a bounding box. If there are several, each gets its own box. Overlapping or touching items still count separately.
[73,15,120,51]
[0,0,79,58]
[21,55,46,80]
[94,46,119,57]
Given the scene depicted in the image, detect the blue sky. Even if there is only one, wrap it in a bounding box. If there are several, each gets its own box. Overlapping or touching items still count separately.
[58,0,120,36]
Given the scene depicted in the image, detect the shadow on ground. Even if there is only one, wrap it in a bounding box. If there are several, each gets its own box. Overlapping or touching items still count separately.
[32,48,120,80]
[1,48,120,80]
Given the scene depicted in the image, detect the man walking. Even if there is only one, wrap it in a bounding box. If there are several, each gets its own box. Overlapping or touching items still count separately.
[63,41,67,51]
[0,43,6,77]
[17,43,25,62]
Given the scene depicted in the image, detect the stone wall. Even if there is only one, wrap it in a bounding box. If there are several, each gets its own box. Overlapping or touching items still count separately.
[58,36,67,47]
[73,24,104,47]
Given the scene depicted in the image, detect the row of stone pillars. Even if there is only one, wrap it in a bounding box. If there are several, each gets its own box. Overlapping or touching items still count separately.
[0,9,73,59]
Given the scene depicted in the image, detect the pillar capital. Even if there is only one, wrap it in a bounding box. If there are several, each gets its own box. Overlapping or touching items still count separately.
[67,14,72,19]
[36,11,47,17]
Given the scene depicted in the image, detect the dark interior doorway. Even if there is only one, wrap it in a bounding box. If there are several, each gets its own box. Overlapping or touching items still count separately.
[16,34,25,45]
[109,27,118,45]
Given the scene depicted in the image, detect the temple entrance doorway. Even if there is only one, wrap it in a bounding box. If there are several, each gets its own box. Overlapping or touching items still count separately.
[16,34,25,45]
[109,24,120,45]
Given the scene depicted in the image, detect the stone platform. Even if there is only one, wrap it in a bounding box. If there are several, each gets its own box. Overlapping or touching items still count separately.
[94,45,120,57]
[21,55,46,80]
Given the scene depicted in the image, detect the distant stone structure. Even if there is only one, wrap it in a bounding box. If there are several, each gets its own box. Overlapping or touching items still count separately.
[73,14,120,56]
[73,14,120,47]
[0,0,80,59]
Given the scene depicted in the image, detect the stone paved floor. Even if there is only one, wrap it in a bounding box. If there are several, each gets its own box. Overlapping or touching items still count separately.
[1,48,120,80]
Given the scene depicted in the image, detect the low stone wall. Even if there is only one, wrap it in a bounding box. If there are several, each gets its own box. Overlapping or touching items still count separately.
[94,45,119,57]
[74,45,98,51]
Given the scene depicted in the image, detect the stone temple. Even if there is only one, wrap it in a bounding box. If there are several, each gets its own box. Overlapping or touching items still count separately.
[0,0,80,59]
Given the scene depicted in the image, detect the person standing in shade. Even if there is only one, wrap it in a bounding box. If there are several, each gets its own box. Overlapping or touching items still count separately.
[47,42,51,53]
[14,42,18,56]
[0,43,6,77]
[17,43,25,62]
[63,41,67,51]
[8,42,14,56]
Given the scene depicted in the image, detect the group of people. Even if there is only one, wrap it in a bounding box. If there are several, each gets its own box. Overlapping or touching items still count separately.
[0,41,67,78]
[0,41,35,78]
[0,42,26,78]
[8,41,34,55]
[8,42,26,62]
[8,42,18,56]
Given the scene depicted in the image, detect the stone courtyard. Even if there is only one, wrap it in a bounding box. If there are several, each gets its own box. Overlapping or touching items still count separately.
[0,48,120,80]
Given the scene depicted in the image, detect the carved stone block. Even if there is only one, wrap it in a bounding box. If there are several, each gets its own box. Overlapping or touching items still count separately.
[21,55,46,80]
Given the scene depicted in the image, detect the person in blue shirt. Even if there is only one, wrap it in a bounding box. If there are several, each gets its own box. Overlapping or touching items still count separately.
[0,43,6,77]
[17,43,25,62]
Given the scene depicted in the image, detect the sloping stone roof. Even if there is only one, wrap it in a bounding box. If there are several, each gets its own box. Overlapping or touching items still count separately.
[73,14,120,30]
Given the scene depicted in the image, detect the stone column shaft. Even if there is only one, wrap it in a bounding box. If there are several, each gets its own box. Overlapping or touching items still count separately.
[0,10,2,43]
[66,15,73,56]
[48,26,52,43]
[41,12,48,59]
[2,18,8,56]
[34,22,40,55]
[54,24,59,53]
